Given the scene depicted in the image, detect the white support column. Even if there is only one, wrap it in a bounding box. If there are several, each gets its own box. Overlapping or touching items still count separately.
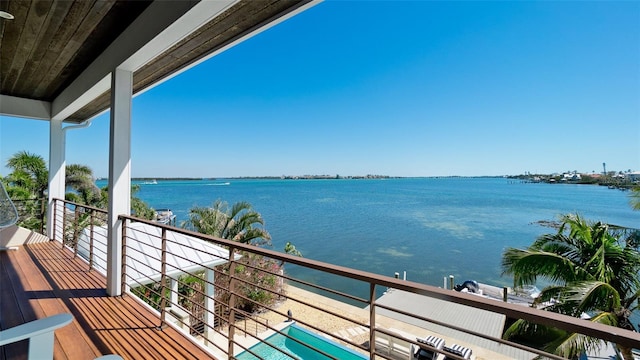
[205,268,215,343]
[106,68,132,296]
[48,119,65,240]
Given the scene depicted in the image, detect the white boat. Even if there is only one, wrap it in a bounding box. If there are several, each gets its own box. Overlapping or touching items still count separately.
[142,179,157,185]
[154,208,176,225]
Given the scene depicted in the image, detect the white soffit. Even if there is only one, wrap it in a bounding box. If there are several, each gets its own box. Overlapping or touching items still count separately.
[2,1,323,122]
[0,94,51,120]
[51,0,239,121]
[119,0,239,72]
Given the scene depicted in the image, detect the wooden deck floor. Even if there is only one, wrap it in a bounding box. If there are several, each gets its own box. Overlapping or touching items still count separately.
[0,241,217,360]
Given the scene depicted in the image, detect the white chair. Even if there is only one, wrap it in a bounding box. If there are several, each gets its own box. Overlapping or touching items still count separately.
[0,313,73,360]
[0,314,122,360]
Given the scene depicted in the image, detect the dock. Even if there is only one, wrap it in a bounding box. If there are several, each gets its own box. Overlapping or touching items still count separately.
[476,283,537,306]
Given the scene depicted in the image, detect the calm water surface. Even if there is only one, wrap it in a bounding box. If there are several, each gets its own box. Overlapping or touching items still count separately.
[98,177,639,301]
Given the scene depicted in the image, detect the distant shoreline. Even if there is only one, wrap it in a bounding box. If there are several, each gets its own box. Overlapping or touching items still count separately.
[93,176,637,191]
[98,175,505,181]
[96,174,637,184]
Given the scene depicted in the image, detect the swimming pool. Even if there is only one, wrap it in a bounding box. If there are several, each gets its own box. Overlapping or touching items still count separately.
[235,323,367,360]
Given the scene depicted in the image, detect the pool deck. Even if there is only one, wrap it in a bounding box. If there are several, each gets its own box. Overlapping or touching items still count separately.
[231,321,294,357]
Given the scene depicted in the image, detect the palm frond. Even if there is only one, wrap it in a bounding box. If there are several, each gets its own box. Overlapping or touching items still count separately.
[503,318,557,340]
[629,187,640,211]
[621,288,640,310]
[502,248,593,287]
[546,330,605,359]
[588,311,618,327]
[182,200,271,246]
[502,212,640,359]
[561,281,621,314]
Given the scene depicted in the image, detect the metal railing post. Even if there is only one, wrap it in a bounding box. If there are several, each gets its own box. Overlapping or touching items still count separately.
[89,210,95,270]
[120,219,128,295]
[40,197,45,234]
[104,213,640,357]
[369,283,376,360]
[227,246,238,357]
[52,199,58,242]
[61,202,66,249]
[159,228,168,328]
[73,205,79,257]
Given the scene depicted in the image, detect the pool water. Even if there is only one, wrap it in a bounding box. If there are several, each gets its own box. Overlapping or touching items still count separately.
[235,323,367,360]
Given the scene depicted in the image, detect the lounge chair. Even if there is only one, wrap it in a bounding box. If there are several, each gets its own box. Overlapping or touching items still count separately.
[411,335,445,360]
[442,344,472,360]
[375,329,412,358]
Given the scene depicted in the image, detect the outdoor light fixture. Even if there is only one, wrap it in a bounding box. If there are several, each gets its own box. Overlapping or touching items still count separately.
[0,11,14,20]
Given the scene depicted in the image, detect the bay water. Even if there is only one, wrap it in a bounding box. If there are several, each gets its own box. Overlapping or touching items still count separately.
[98,178,640,286]
[98,177,639,309]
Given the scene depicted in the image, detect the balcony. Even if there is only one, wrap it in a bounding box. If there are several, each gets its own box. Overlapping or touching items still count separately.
[1,198,639,360]
[2,1,639,358]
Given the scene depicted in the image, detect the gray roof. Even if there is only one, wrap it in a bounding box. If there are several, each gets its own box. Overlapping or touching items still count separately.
[375,289,536,359]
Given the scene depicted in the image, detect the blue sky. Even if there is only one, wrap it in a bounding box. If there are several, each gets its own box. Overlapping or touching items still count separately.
[1,1,639,178]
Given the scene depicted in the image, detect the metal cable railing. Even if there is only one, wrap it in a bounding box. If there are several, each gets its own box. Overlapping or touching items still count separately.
[50,199,640,360]
[7,197,46,233]
[53,199,109,273]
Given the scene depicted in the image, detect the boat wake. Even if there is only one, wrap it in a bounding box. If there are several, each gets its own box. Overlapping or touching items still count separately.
[207,182,230,186]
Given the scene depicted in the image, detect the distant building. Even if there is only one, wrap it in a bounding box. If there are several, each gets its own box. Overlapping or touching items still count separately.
[561,172,581,181]
[627,171,640,182]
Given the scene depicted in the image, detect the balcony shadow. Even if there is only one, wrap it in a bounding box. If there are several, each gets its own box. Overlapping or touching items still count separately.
[34,243,168,330]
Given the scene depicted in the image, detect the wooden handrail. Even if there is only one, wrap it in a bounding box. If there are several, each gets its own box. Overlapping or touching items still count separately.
[116,213,640,349]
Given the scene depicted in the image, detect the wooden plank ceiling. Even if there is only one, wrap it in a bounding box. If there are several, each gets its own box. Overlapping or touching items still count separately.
[0,0,312,123]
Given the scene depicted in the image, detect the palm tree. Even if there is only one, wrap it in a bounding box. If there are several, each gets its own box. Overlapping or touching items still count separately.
[284,241,302,257]
[5,151,48,199]
[501,214,640,359]
[4,151,49,230]
[180,200,280,313]
[64,165,155,221]
[182,200,271,246]
[1,174,32,200]
[130,184,156,220]
[4,150,157,232]
[65,164,102,205]
[630,187,640,211]
[281,241,302,266]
